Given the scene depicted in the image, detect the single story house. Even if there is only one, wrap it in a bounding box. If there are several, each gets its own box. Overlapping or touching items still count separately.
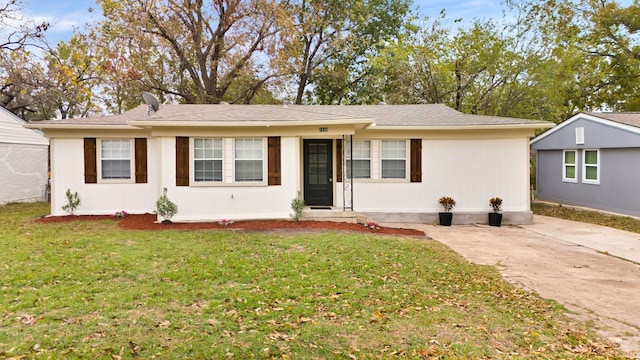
[0,106,49,205]
[531,112,640,217]
[26,103,552,224]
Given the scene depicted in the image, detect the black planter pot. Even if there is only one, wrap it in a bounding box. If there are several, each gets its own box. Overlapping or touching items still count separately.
[488,213,502,227]
[439,212,453,226]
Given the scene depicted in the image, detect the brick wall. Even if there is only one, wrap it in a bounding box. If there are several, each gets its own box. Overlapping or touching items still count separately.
[0,143,48,204]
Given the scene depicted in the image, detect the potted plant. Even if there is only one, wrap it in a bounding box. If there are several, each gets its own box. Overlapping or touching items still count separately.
[488,197,503,227]
[438,196,456,226]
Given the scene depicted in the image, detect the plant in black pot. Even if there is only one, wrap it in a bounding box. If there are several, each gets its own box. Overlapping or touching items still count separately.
[438,196,456,226]
[488,197,503,227]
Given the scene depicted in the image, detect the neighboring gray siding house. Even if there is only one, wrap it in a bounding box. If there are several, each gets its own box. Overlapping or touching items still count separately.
[531,112,640,217]
[0,107,49,204]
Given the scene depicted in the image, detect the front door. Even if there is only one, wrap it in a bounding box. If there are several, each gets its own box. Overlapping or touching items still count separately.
[304,139,333,206]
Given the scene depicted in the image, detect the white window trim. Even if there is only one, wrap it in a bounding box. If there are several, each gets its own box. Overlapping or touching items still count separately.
[346,139,372,180]
[191,138,224,185]
[582,149,600,185]
[562,149,577,183]
[380,139,409,181]
[188,137,268,186]
[233,138,267,184]
[97,139,134,184]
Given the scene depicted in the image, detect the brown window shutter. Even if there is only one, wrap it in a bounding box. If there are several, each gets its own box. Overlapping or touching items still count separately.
[336,139,342,182]
[268,136,281,186]
[410,139,422,183]
[176,136,189,186]
[135,138,148,183]
[84,138,97,183]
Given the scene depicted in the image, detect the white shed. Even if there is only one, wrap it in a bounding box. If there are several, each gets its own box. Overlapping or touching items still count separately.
[0,107,49,204]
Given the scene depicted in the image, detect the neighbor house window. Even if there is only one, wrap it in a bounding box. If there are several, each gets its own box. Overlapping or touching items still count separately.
[100,139,132,180]
[563,150,577,182]
[194,138,223,182]
[346,140,371,179]
[381,140,407,179]
[583,149,599,184]
[235,138,264,182]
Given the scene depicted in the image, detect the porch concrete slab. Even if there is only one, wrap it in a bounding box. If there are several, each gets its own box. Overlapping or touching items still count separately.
[380,215,640,358]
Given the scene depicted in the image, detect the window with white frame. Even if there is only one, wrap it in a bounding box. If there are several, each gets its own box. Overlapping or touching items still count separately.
[100,139,132,180]
[583,149,599,184]
[346,140,371,179]
[194,138,223,182]
[235,138,264,182]
[381,140,407,179]
[563,150,577,182]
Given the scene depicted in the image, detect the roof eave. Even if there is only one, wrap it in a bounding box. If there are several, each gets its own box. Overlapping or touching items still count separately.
[370,123,555,131]
[24,124,135,130]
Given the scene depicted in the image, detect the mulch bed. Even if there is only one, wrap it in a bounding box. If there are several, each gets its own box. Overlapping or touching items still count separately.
[35,213,425,236]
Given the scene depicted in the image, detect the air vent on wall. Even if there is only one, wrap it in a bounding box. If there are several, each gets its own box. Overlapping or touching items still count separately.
[575,127,584,145]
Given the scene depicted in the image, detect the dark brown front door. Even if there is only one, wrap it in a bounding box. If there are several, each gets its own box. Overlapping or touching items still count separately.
[304,139,333,206]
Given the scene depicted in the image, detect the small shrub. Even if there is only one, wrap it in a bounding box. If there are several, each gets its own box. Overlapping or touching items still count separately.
[290,191,305,221]
[155,188,178,223]
[114,210,128,218]
[61,189,81,215]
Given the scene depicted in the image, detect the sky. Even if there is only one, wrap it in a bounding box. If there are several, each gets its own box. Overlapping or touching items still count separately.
[22,0,509,46]
[19,0,638,46]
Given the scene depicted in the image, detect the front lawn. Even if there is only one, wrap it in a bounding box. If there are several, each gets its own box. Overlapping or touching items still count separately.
[0,202,622,358]
[532,202,640,234]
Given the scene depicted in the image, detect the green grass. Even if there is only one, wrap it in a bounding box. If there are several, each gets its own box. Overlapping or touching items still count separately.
[0,202,626,358]
[532,202,640,234]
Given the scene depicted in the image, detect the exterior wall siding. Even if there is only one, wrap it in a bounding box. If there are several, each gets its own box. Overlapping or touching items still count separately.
[0,108,49,146]
[532,117,640,150]
[0,143,48,204]
[158,136,300,221]
[48,131,535,224]
[537,148,640,217]
[50,138,159,216]
[337,137,531,214]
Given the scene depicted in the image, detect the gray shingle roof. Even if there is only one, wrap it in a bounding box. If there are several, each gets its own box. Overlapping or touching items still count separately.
[586,112,640,128]
[28,103,552,128]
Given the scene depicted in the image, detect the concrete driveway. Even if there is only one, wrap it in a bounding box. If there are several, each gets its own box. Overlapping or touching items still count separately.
[386,215,640,358]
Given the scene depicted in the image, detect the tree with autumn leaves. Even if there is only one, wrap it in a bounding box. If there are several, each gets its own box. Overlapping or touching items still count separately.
[1,0,639,122]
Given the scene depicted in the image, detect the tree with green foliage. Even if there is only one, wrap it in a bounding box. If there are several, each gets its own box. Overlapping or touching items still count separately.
[280,0,414,104]
[42,33,102,119]
[506,0,640,114]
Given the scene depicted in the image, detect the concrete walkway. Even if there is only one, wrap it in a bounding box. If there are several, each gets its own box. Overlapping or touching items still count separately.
[523,215,640,264]
[383,215,640,358]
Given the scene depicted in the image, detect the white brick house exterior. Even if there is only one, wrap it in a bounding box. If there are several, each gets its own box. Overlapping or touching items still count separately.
[0,107,49,204]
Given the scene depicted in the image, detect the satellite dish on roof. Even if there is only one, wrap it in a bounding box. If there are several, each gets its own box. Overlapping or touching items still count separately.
[141,92,160,114]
